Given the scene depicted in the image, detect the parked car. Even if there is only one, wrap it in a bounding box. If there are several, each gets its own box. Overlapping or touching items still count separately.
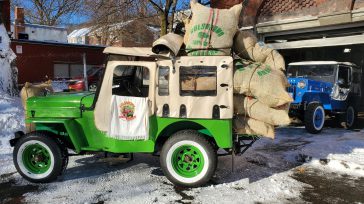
[68,67,104,91]
[287,61,363,134]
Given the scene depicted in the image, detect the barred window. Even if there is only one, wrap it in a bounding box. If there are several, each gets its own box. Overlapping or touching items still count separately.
[180,66,217,96]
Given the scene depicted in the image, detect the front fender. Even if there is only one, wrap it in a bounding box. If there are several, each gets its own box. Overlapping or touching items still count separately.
[302,92,331,109]
[25,118,88,153]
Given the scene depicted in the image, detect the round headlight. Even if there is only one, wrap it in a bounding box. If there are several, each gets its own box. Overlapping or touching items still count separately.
[297,80,306,89]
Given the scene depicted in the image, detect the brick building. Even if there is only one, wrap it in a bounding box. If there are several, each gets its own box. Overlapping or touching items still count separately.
[11,40,105,84]
[68,19,159,47]
[12,7,68,43]
[1,3,105,85]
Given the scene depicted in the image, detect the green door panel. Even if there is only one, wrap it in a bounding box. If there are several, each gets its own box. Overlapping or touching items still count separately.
[155,118,233,148]
[27,112,233,154]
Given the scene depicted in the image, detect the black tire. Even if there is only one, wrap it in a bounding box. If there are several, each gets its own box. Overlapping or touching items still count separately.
[13,132,68,183]
[345,106,358,129]
[304,103,325,134]
[160,130,217,188]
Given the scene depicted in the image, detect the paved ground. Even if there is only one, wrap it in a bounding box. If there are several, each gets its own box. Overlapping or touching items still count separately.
[1,122,363,203]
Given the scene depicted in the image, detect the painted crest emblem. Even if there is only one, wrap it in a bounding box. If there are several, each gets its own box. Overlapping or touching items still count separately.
[119,101,136,121]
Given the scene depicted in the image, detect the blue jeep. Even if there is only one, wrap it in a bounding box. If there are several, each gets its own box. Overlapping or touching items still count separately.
[287,61,363,134]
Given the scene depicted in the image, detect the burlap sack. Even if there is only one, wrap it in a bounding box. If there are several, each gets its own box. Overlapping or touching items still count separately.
[233,60,292,107]
[181,76,216,91]
[20,81,53,109]
[20,81,53,133]
[233,95,291,126]
[233,31,286,71]
[185,0,242,56]
[152,33,184,56]
[234,115,275,139]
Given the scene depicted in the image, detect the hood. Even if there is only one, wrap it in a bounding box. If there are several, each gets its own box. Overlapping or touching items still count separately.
[27,92,95,118]
[288,78,333,102]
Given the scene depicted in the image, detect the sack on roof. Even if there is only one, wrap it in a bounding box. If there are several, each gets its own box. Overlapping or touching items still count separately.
[233,95,291,126]
[152,33,184,56]
[233,31,286,71]
[184,0,242,56]
[233,60,293,107]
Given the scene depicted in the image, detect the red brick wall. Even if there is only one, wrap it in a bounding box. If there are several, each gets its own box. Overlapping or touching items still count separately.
[211,0,363,26]
[257,0,357,23]
[241,0,265,26]
[11,41,105,84]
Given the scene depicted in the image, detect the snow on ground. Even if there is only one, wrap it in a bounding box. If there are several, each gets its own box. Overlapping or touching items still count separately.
[0,95,363,203]
[0,92,24,154]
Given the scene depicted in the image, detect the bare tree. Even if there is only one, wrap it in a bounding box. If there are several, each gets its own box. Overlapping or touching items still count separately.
[147,0,178,36]
[11,0,83,26]
[82,0,158,46]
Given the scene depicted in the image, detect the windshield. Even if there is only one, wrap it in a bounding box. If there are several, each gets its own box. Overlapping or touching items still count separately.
[287,64,336,83]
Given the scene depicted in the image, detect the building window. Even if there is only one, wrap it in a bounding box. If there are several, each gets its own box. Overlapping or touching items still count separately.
[180,66,217,96]
[158,67,170,96]
[53,63,102,79]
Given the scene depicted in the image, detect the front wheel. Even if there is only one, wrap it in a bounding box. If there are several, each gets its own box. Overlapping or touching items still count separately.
[160,130,217,187]
[13,133,68,183]
[346,106,357,129]
[305,103,325,134]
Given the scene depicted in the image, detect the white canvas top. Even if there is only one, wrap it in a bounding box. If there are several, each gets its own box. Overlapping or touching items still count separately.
[289,61,357,67]
[103,47,170,58]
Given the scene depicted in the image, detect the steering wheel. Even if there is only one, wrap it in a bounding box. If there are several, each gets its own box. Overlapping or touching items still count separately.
[121,80,143,97]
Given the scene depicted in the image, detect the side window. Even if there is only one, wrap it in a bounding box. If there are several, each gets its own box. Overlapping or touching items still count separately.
[338,66,351,87]
[180,66,217,96]
[158,67,170,96]
[112,65,149,97]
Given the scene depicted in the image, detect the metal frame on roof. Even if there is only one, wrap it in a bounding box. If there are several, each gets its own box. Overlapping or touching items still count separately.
[269,34,364,50]
[289,61,358,68]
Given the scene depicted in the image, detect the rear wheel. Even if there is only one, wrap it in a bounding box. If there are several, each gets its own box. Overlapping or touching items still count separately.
[160,130,217,187]
[305,103,325,134]
[346,106,357,129]
[13,133,68,183]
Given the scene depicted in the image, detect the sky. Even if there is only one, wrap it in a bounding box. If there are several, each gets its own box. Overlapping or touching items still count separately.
[9,0,210,27]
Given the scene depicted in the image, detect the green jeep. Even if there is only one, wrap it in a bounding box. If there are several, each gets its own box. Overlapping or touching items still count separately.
[10,47,258,187]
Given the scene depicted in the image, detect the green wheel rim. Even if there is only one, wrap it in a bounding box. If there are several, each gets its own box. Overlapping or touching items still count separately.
[22,144,51,174]
[172,145,204,178]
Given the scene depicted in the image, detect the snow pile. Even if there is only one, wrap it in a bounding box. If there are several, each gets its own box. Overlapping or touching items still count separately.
[0,24,18,96]
[300,129,364,177]
[0,93,24,153]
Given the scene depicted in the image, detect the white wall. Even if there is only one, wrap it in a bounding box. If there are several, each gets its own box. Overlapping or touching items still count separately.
[11,24,68,42]
[25,24,67,42]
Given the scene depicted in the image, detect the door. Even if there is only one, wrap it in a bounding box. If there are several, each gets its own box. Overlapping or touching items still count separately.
[94,61,156,140]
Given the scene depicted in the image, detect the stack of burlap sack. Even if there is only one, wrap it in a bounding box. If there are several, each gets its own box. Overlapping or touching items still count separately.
[20,81,53,132]
[155,0,292,138]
